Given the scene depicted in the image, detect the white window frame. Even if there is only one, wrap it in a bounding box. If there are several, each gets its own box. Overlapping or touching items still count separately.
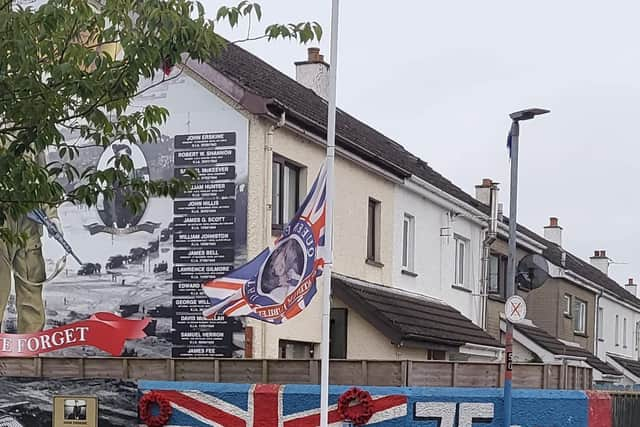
[563,294,572,316]
[615,314,620,346]
[573,298,586,334]
[597,307,604,341]
[401,214,415,272]
[624,317,628,348]
[454,235,467,287]
[635,321,640,352]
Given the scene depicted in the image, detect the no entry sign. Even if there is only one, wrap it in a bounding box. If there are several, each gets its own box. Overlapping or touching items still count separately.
[505,295,527,323]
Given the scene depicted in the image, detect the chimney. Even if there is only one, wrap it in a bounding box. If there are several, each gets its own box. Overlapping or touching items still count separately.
[625,278,638,297]
[590,250,609,276]
[295,47,329,99]
[543,217,563,247]
[475,178,494,205]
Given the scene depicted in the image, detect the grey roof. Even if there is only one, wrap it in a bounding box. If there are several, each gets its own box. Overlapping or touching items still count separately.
[515,323,620,376]
[332,273,502,350]
[609,354,640,378]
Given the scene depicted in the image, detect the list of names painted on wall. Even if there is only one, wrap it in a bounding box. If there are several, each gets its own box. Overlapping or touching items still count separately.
[171,132,247,358]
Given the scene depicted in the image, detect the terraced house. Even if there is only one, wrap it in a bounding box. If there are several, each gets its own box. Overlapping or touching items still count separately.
[97,36,640,389]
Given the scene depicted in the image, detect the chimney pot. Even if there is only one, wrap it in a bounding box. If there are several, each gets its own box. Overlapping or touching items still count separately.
[629,278,634,285]
[307,47,321,62]
[549,217,558,227]
[482,178,492,187]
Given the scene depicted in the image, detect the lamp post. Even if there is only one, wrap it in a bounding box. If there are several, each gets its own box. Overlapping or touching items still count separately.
[504,107,549,427]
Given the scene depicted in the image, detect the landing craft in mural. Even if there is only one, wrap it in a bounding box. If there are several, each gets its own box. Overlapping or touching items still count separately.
[201,164,327,324]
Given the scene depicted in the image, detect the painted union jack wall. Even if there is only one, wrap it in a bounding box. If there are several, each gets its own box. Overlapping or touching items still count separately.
[138,381,612,427]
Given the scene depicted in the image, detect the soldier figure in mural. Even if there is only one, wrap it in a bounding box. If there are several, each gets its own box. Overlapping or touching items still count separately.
[97,142,150,229]
[0,153,62,333]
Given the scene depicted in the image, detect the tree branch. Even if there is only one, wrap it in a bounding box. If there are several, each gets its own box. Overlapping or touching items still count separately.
[231,34,269,44]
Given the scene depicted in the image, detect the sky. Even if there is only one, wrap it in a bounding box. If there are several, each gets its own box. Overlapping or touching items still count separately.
[203,0,640,286]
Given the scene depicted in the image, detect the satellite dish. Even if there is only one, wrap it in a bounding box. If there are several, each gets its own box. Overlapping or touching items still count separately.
[517,254,550,290]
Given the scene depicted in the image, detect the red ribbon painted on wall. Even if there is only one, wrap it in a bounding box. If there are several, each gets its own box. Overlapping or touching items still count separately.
[0,312,150,356]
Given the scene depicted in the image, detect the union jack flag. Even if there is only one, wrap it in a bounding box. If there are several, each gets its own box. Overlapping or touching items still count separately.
[202,164,327,324]
[142,384,407,427]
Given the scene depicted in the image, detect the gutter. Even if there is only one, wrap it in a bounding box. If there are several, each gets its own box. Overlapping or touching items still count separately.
[276,116,404,184]
[266,102,412,180]
[563,269,640,313]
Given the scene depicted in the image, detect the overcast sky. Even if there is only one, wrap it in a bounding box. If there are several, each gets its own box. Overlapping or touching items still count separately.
[204,0,640,286]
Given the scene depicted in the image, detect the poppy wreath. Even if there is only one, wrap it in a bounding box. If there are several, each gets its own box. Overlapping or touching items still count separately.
[139,391,172,427]
[337,387,374,426]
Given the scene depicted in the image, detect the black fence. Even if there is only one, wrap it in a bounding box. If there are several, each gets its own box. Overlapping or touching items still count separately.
[611,392,640,427]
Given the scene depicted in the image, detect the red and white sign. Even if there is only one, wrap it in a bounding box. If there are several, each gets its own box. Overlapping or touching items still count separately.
[505,295,527,323]
[0,312,150,356]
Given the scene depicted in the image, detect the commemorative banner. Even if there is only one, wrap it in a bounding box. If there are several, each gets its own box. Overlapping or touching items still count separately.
[0,70,249,358]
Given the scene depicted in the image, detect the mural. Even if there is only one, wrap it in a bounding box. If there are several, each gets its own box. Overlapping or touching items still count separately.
[137,382,613,427]
[0,377,137,427]
[0,70,249,358]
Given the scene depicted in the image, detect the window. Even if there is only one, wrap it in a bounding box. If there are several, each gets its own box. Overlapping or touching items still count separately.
[330,308,348,359]
[488,254,507,296]
[624,318,628,348]
[615,315,620,346]
[279,340,314,359]
[366,198,381,262]
[597,307,604,340]
[635,321,640,352]
[573,298,586,334]
[427,350,447,360]
[401,214,415,271]
[272,156,301,228]
[454,236,467,287]
[563,295,572,317]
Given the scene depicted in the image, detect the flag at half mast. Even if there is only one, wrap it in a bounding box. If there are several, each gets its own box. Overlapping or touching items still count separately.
[202,163,327,324]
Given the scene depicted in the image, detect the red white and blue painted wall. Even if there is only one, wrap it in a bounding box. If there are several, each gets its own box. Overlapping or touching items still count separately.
[138,381,613,427]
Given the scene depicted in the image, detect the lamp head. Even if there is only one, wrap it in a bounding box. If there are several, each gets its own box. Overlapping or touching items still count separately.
[509,108,550,121]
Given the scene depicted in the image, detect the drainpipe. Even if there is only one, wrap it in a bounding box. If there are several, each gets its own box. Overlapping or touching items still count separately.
[480,183,499,329]
[261,112,286,357]
[595,288,603,357]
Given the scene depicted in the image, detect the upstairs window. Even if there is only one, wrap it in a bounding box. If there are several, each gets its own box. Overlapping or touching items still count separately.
[367,198,381,262]
[454,236,468,287]
[573,298,586,334]
[563,294,572,317]
[401,214,415,272]
[597,307,604,340]
[488,254,507,297]
[272,156,301,229]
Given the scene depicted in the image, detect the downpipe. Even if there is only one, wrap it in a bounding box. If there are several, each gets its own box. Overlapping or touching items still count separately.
[261,111,286,357]
[480,183,499,330]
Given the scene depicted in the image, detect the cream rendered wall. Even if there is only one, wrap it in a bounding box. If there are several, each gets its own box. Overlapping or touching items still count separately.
[245,118,396,358]
[332,299,432,360]
[392,183,484,324]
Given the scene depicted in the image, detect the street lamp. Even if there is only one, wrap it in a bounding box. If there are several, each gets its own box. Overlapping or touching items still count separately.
[503,107,549,427]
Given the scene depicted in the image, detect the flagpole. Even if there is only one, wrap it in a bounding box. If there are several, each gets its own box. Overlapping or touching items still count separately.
[320,0,339,426]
